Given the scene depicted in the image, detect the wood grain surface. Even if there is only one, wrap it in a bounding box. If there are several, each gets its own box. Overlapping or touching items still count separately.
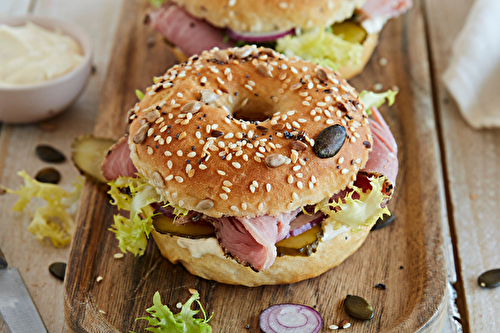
[424,0,500,332]
[62,0,449,332]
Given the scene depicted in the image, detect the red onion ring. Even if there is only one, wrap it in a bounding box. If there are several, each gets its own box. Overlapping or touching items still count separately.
[227,28,294,42]
[259,303,323,333]
[287,212,324,238]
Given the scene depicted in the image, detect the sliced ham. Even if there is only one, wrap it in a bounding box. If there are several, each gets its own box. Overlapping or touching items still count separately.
[101,136,138,181]
[148,5,232,58]
[362,106,398,187]
[360,0,413,20]
[212,209,300,271]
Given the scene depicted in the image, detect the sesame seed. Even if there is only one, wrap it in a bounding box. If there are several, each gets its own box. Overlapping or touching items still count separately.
[266,183,271,192]
[293,165,301,171]
[350,136,357,143]
[222,186,231,193]
[326,119,334,124]
[178,132,186,140]
[217,77,225,85]
[292,192,298,200]
[230,206,239,212]
[245,84,253,91]
[165,175,173,181]
[177,150,183,157]
[314,116,321,122]
[292,121,301,128]
[291,66,298,74]
[175,176,184,183]
[297,181,303,189]
[287,175,294,184]
[220,193,228,200]
[248,80,255,86]
[147,146,153,155]
[307,82,314,89]
[279,1,288,8]
[217,170,226,175]
[258,202,264,211]
[341,168,349,174]
[250,184,256,193]
[232,162,241,169]
[241,203,247,210]
[96,276,103,282]
[199,164,207,170]
[302,101,310,106]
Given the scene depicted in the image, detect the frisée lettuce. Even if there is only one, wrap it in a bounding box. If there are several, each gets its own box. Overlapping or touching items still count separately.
[315,176,390,234]
[359,90,398,112]
[3,170,83,246]
[133,292,212,333]
[276,27,363,71]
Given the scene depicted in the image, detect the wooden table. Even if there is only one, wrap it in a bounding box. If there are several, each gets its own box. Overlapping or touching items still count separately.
[0,0,498,332]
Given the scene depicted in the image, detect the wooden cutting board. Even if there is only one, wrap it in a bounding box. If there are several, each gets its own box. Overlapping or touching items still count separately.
[63,0,448,331]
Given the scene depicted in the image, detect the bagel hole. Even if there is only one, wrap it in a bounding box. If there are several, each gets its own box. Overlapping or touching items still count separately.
[231,98,275,122]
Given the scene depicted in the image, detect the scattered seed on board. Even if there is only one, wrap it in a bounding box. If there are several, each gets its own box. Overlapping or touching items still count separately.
[478,269,500,289]
[49,262,66,281]
[344,295,374,320]
[35,167,61,184]
[35,144,66,163]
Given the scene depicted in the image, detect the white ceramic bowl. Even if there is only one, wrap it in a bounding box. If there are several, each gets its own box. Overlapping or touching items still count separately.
[0,16,93,124]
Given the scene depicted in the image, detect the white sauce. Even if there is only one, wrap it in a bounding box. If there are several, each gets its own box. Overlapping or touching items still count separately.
[0,22,83,86]
[322,223,349,242]
[361,16,389,34]
[177,237,226,259]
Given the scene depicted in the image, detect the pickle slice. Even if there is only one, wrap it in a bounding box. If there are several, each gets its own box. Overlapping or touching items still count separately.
[71,134,115,183]
[276,224,322,257]
[153,215,215,238]
[332,21,368,44]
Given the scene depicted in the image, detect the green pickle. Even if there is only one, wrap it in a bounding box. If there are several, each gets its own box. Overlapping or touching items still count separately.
[153,215,215,238]
[277,224,323,257]
[331,21,368,44]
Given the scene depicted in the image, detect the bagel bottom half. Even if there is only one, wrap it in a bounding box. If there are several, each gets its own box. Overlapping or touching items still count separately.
[152,225,372,287]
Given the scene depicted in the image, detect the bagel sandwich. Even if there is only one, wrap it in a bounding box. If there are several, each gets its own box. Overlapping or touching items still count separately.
[101,46,399,286]
[146,0,412,79]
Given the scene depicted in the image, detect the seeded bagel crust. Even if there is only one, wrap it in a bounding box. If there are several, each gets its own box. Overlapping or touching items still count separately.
[152,225,372,286]
[127,46,372,218]
[169,32,379,80]
[172,0,367,33]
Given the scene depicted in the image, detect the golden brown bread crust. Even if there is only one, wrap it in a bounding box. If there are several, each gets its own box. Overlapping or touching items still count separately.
[152,225,372,286]
[169,33,379,81]
[127,47,372,218]
[337,32,378,79]
[172,0,367,33]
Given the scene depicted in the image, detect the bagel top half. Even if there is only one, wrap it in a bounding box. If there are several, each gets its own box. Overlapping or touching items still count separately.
[127,46,372,218]
[171,0,367,33]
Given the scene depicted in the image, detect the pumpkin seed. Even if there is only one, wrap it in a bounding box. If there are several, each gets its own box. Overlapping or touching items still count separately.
[372,213,395,230]
[49,262,67,281]
[36,145,66,163]
[35,167,61,184]
[478,269,500,288]
[344,295,374,320]
[313,125,346,158]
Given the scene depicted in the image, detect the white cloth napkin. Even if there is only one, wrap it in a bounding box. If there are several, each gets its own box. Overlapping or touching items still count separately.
[442,0,500,129]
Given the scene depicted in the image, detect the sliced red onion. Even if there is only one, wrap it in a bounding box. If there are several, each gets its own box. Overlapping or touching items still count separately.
[287,212,324,238]
[259,304,323,333]
[227,28,294,42]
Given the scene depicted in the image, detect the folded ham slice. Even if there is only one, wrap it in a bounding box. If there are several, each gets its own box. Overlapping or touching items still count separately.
[212,209,300,271]
[362,106,398,187]
[101,136,137,181]
[148,5,232,58]
[360,0,413,20]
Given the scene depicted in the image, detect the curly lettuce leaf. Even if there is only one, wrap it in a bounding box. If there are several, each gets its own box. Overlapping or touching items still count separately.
[108,175,161,256]
[276,27,363,71]
[147,0,166,7]
[134,292,212,333]
[316,176,390,233]
[3,170,83,246]
[359,90,398,111]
